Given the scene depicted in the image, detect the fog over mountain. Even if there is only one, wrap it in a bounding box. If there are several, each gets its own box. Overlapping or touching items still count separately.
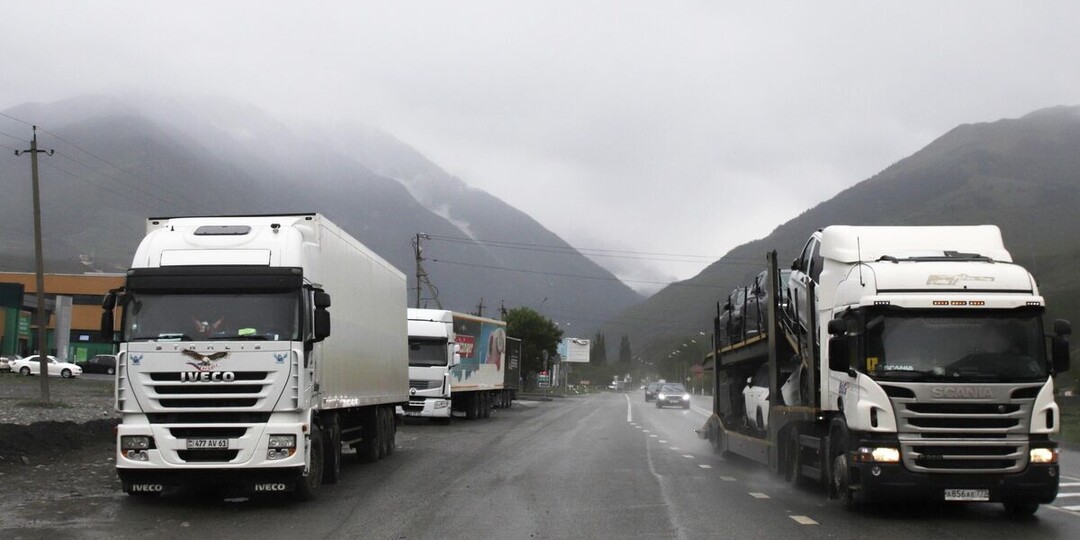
[604,105,1080,358]
[0,95,643,334]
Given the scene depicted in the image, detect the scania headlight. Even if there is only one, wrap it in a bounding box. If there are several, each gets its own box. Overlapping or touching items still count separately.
[1030,447,1058,464]
[855,446,900,463]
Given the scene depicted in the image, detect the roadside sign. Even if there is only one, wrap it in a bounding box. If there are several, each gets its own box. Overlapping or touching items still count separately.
[538,374,551,388]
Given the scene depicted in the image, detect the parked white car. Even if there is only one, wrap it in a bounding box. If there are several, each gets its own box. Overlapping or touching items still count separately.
[743,364,801,430]
[11,355,83,378]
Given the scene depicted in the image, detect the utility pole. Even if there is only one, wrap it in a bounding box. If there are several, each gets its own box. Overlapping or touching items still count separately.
[499,300,507,320]
[412,233,442,309]
[475,297,485,318]
[15,126,54,402]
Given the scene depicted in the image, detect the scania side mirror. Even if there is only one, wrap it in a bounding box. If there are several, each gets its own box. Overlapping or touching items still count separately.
[1052,337,1070,374]
[828,336,849,373]
[1054,319,1072,336]
[827,319,846,336]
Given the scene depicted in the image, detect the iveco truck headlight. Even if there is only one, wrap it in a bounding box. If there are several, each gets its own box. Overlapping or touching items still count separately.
[1030,447,1058,464]
[267,434,297,460]
[855,446,900,463]
[121,435,153,461]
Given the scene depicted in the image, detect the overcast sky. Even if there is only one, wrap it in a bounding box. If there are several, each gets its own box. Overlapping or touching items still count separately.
[3,1,1078,293]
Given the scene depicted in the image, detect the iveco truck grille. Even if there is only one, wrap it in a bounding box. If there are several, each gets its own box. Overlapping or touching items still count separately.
[888,383,1040,474]
[147,372,270,409]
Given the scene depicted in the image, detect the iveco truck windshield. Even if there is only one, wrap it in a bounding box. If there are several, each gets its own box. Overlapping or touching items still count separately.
[864,309,1048,383]
[122,290,302,342]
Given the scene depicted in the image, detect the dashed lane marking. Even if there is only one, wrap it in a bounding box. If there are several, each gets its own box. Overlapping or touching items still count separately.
[749,492,770,499]
[1063,505,1080,511]
[719,476,736,482]
[669,447,680,451]
[659,440,668,443]
[698,464,713,469]
[682,454,695,459]
[1059,482,1080,487]
[650,435,658,438]
[1055,493,1080,498]
[790,515,818,525]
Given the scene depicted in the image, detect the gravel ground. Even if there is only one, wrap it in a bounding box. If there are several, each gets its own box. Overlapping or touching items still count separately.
[0,373,118,464]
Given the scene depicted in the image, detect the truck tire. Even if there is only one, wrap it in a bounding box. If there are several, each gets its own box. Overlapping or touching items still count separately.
[355,410,380,463]
[385,408,396,456]
[465,394,479,420]
[480,393,491,419]
[376,407,388,459]
[322,416,341,484]
[295,425,324,501]
[710,426,731,457]
[784,429,809,487]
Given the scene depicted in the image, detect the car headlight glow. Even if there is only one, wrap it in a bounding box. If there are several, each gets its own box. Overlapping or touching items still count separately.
[682,394,691,401]
[854,446,900,463]
[1030,447,1058,464]
[657,393,666,400]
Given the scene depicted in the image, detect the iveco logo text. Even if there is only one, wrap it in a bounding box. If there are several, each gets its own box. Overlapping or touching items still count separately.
[931,386,993,399]
[130,484,163,492]
[254,483,288,492]
[180,371,236,382]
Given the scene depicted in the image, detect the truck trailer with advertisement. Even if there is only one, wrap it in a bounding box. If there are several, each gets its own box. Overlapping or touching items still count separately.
[401,309,517,420]
[102,214,409,500]
[699,225,1071,515]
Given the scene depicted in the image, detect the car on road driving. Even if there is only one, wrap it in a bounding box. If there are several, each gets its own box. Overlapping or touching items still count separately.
[654,383,690,409]
[11,355,83,378]
[76,354,118,375]
[644,382,662,401]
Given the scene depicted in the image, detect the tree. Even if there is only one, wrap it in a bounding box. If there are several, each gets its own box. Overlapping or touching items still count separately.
[591,331,608,365]
[619,334,632,364]
[505,307,563,379]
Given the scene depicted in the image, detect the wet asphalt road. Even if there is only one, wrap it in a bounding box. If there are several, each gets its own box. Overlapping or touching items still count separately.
[3,392,1080,539]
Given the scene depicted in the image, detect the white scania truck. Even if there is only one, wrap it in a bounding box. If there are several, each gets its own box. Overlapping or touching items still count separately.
[700,225,1071,515]
[102,214,408,499]
[400,309,517,420]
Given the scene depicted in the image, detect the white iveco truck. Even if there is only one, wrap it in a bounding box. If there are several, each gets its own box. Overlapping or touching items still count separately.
[400,309,516,420]
[102,214,408,499]
[701,226,1071,515]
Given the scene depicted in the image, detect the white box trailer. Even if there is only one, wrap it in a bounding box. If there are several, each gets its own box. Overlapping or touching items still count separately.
[104,214,408,500]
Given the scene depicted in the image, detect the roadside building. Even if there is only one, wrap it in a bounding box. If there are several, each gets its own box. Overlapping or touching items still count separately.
[0,272,123,361]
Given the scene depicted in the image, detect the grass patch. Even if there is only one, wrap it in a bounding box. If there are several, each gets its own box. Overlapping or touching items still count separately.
[15,400,73,409]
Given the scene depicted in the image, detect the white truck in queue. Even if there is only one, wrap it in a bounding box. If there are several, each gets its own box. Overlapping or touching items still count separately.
[400,309,519,420]
[102,214,408,499]
[700,225,1071,515]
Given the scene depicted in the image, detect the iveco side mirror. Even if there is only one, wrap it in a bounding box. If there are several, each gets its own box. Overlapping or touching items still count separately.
[102,291,117,310]
[313,309,331,342]
[314,291,331,309]
[100,311,115,343]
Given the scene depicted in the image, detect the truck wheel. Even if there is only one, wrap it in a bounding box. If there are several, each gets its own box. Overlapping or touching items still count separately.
[355,410,380,463]
[465,394,479,420]
[710,426,731,457]
[295,425,324,501]
[832,453,859,509]
[785,429,808,486]
[322,417,341,484]
[385,408,396,456]
[481,393,491,419]
[376,407,388,459]
[1003,502,1039,516]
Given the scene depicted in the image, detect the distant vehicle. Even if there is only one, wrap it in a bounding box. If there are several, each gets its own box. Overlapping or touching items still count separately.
[77,354,118,375]
[655,383,690,409]
[644,382,662,402]
[0,355,16,373]
[12,355,83,378]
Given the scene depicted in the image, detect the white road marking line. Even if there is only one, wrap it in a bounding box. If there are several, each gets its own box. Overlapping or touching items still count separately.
[719,476,736,482]
[669,447,680,451]
[650,435,659,438]
[1062,505,1080,511]
[643,430,651,433]
[659,440,668,443]
[1063,475,1080,482]
[682,454,694,459]
[1059,482,1080,487]
[698,464,713,469]
[790,515,818,525]
[626,394,632,422]
[1055,493,1080,498]
[749,492,770,499]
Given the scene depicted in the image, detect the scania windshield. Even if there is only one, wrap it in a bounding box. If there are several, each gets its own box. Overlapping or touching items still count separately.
[863,308,1048,383]
[123,291,301,342]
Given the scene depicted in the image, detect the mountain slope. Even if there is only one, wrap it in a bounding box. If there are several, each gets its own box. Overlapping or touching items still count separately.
[0,95,643,333]
[606,105,1080,357]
